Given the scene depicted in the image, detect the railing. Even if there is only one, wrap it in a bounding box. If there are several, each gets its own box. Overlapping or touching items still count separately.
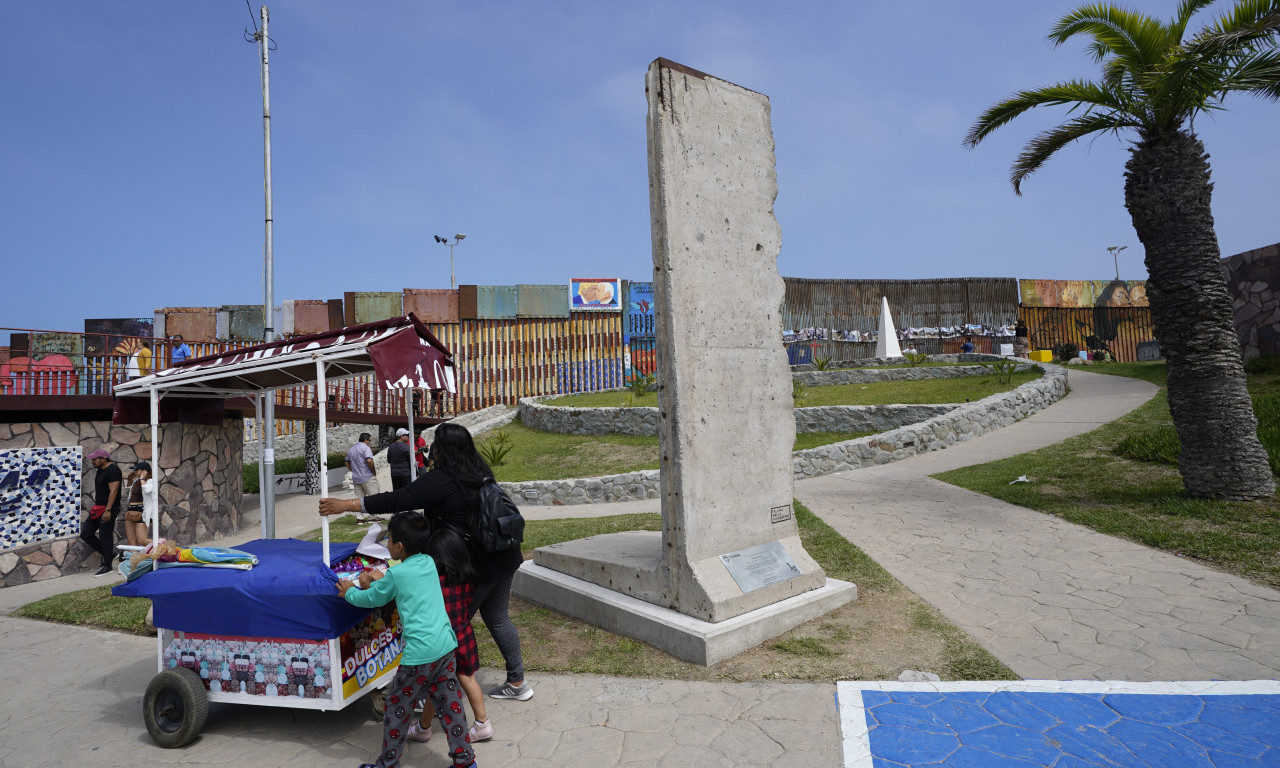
[0,327,458,422]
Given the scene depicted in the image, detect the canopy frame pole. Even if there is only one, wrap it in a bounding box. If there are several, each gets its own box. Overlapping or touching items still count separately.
[316,356,330,566]
[407,387,416,481]
[150,386,163,672]
[149,388,161,546]
[254,394,267,540]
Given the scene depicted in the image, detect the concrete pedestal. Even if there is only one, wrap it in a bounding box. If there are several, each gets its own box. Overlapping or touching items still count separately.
[514,559,857,666]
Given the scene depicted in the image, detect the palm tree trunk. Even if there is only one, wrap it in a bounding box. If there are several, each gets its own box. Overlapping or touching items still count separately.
[1124,130,1274,499]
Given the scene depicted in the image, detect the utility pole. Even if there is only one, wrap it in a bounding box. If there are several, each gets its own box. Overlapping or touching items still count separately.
[255,5,277,537]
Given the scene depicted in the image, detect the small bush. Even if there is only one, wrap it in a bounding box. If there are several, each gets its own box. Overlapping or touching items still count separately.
[1115,427,1180,465]
[1245,354,1280,375]
[478,430,514,467]
[1053,342,1080,362]
[1253,394,1280,476]
[813,354,833,371]
[793,379,807,404]
[984,359,1020,385]
[242,453,347,494]
[902,350,929,367]
[626,372,655,396]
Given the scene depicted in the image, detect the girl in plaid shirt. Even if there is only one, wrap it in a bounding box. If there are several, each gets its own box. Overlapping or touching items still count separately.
[408,527,493,744]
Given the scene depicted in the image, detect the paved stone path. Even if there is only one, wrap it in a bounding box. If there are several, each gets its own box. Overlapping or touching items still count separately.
[0,615,839,767]
[797,369,1280,682]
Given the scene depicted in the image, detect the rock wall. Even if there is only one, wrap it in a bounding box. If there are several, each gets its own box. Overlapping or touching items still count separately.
[792,361,1034,387]
[1223,242,1280,362]
[520,396,956,437]
[0,418,243,586]
[504,362,1067,504]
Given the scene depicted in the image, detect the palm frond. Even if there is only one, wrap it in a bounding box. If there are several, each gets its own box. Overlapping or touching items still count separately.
[1217,48,1280,98]
[965,80,1131,147]
[1188,0,1280,51]
[1010,113,1137,195]
[1172,0,1220,42]
[1049,4,1171,70]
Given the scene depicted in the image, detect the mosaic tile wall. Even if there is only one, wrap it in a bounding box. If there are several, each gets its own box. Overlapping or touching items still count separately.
[0,418,244,586]
[0,446,82,550]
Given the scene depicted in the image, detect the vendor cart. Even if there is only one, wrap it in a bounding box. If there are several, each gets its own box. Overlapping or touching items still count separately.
[110,315,455,747]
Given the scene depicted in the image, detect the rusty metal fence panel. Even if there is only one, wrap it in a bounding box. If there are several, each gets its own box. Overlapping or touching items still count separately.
[1019,306,1154,363]
[782,277,1020,361]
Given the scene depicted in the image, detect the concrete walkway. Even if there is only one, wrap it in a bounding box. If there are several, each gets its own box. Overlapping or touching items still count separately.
[796,369,1280,681]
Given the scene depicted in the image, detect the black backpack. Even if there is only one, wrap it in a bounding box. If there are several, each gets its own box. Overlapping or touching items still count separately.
[469,478,525,552]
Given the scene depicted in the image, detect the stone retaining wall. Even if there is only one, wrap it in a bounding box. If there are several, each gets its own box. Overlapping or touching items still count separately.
[792,361,1034,387]
[791,364,1067,479]
[0,418,244,586]
[521,396,957,437]
[794,404,957,434]
[504,361,1067,505]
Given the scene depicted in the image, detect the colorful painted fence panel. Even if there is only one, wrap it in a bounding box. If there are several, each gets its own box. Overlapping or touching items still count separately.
[0,446,82,551]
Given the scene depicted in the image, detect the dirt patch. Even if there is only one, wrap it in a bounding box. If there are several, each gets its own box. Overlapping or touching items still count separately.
[478,581,1014,684]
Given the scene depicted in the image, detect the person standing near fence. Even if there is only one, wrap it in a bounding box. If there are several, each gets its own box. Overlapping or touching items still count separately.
[170,335,192,367]
[388,428,413,491]
[81,448,121,576]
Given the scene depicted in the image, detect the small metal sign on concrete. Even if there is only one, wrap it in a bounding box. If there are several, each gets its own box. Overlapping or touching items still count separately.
[720,541,803,594]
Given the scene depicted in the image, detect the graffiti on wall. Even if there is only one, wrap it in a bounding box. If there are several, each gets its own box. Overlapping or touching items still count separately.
[83,318,155,356]
[0,447,83,551]
[1019,280,1148,308]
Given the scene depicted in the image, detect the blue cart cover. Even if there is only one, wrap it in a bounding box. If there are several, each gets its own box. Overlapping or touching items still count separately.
[112,539,370,639]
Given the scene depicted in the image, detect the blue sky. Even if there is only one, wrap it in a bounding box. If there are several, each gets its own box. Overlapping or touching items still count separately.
[2,0,1275,332]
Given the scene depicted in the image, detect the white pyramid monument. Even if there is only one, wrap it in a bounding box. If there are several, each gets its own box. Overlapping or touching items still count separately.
[875,296,902,358]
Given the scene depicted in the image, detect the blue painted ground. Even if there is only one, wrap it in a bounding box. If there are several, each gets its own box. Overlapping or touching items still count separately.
[838,682,1280,767]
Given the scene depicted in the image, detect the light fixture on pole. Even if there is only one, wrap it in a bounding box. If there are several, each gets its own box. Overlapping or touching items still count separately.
[434,233,467,289]
[1107,245,1128,281]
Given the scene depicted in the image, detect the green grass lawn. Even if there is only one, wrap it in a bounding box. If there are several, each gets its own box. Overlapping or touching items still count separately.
[797,371,1042,406]
[935,360,1280,589]
[553,369,1042,409]
[478,420,878,481]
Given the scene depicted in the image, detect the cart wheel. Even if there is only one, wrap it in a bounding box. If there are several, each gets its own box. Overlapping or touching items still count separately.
[368,686,387,720]
[143,668,208,748]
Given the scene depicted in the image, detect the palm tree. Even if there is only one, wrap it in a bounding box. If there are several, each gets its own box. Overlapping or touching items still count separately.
[966,0,1278,499]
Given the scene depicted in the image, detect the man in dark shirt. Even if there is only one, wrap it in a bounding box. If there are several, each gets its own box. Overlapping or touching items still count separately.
[81,448,122,576]
[387,428,413,490]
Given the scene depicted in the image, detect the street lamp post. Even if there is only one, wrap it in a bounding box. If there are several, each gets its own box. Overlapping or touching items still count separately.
[1107,245,1128,281]
[434,233,467,289]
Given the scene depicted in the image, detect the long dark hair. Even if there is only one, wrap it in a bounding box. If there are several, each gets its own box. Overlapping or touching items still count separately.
[426,525,476,586]
[427,423,493,530]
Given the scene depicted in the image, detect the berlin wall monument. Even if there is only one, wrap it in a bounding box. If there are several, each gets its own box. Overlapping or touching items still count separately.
[512,58,856,665]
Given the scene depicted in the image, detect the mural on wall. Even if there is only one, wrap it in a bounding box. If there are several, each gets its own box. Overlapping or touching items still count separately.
[1019,280,1149,308]
[0,447,82,551]
[83,318,155,355]
[0,355,78,395]
[569,278,622,311]
[623,281,656,378]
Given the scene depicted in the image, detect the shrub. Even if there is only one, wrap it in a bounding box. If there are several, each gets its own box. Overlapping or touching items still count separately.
[478,430,514,467]
[1253,394,1280,476]
[1053,342,1080,362]
[1245,354,1280,375]
[626,372,655,396]
[793,379,807,404]
[242,453,348,494]
[813,353,833,371]
[902,350,929,367]
[984,359,1020,385]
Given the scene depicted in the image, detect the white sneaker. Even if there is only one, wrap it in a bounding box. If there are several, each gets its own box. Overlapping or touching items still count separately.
[469,719,494,742]
[487,681,533,701]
